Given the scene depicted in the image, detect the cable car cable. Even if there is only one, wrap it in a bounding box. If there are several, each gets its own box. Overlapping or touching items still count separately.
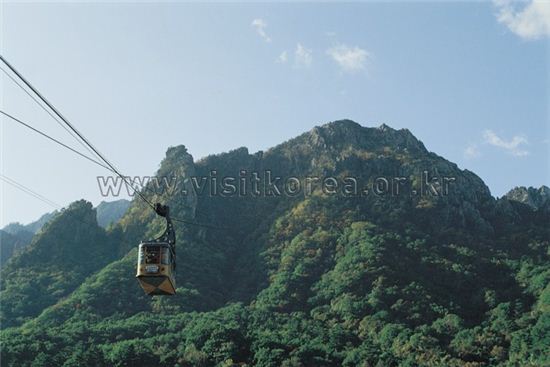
[0,110,168,197]
[1,110,113,172]
[0,66,99,160]
[0,174,62,209]
[0,173,149,253]
[1,55,225,231]
[2,110,223,230]
[0,55,126,187]
[0,54,157,212]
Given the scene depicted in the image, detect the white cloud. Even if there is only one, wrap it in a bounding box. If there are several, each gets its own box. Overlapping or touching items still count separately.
[326,44,370,73]
[294,43,312,68]
[464,145,481,159]
[494,0,550,39]
[276,50,288,64]
[483,130,530,156]
[251,18,271,42]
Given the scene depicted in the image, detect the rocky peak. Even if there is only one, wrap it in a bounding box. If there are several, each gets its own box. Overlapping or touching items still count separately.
[309,120,427,154]
[504,185,550,210]
[164,145,193,165]
[377,123,394,132]
[155,145,197,219]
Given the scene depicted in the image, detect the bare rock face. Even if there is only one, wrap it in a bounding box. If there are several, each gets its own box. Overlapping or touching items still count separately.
[258,120,495,234]
[504,186,550,211]
[306,120,428,156]
[121,120,531,239]
[157,145,198,219]
[95,199,131,228]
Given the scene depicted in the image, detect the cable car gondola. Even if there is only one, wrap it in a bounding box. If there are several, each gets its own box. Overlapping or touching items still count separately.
[0,55,222,296]
[136,203,176,295]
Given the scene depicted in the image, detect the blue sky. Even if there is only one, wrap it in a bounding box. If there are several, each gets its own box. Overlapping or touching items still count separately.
[1,1,548,226]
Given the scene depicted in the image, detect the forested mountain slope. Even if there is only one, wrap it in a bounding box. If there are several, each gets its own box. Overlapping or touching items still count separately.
[0,230,32,267]
[96,199,131,228]
[0,201,119,327]
[0,121,548,367]
[0,200,131,267]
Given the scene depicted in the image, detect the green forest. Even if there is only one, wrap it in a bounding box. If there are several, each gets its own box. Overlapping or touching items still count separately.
[1,121,548,366]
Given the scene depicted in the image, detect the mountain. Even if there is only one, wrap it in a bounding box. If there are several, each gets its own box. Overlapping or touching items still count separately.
[2,199,131,235]
[504,185,550,211]
[0,201,120,327]
[95,199,131,228]
[0,230,32,267]
[1,211,58,268]
[0,200,130,267]
[2,211,57,236]
[0,121,548,367]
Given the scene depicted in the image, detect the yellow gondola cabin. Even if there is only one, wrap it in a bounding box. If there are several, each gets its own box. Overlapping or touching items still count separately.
[136,204,176,295]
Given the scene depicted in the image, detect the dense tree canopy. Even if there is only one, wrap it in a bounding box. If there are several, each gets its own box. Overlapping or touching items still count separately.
[1,121,548,366]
